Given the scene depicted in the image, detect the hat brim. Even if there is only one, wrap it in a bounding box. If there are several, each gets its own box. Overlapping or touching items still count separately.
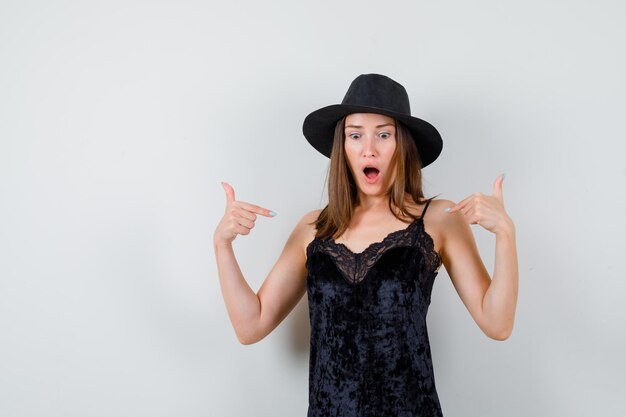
[302,104,443,168]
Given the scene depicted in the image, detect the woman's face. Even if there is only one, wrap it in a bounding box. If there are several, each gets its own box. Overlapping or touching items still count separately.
[343,113,397,197]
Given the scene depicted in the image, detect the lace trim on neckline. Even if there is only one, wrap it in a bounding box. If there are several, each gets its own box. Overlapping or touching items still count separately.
[306,218,442,285]
[329,218,421,256]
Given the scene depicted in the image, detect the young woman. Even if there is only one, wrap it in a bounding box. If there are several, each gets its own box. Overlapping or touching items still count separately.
[213,74,518,417]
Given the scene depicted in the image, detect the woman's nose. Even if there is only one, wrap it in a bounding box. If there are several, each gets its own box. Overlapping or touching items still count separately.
[362,137,376,157]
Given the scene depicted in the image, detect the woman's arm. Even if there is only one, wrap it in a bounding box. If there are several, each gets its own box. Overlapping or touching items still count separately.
[214,239,262,345]
[214,212,312,345]
[439,174,519,340]
[214,183,316,344]
[483,222,517,339]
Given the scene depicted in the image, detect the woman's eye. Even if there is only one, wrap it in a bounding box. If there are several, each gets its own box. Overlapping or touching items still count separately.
[379,132,391,139]
[349,133,361,139]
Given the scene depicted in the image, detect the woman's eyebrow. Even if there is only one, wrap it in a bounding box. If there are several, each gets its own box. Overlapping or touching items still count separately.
[345,123,396,129]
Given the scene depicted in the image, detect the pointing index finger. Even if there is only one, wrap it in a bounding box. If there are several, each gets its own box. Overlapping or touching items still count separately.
[445,195,473,213]
[234,200,277,217]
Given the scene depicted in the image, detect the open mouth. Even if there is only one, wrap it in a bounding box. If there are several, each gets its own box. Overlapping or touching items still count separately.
[363,167,380,180]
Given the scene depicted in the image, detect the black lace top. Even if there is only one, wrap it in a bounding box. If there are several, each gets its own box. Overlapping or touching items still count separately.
[305,199,444,417]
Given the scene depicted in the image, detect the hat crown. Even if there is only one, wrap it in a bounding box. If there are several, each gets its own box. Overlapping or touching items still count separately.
[341,74,411,115]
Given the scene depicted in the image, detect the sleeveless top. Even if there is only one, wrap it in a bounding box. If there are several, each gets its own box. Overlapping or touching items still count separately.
[305,199,444,417]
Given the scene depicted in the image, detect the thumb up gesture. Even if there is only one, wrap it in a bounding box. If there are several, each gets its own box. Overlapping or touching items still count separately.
[444,174,514,234]
[213,182,277,245]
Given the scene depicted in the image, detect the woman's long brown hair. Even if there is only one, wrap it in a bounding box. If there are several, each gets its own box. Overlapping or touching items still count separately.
[311,115,440,240]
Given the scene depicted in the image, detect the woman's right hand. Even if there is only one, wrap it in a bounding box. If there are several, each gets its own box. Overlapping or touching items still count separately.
[213,182,277,245]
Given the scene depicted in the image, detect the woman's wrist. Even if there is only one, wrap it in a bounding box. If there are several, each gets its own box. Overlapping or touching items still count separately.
[494,217,515,236]
[213,235,233,248]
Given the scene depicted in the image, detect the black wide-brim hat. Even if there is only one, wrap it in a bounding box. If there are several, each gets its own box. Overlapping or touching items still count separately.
[302,73,443,168]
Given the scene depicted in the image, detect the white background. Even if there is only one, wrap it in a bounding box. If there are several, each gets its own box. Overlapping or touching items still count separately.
[1,1,625,416]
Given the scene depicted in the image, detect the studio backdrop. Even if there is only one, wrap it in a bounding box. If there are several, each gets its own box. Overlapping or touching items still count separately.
[1,1,624,416]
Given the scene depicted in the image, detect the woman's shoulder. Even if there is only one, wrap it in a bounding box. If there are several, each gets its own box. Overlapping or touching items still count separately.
[291,207,321,227]
[407,198,456,254]
[405,197,452,219]
[294,209,323,257]
[303,208,323,232]
[296,208,323,227]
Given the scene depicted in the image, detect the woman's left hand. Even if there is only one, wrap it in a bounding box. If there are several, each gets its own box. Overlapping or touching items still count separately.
[445,173,514,234]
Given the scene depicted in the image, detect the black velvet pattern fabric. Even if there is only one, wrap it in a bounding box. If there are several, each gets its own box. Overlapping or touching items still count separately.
[305,200,444,417]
